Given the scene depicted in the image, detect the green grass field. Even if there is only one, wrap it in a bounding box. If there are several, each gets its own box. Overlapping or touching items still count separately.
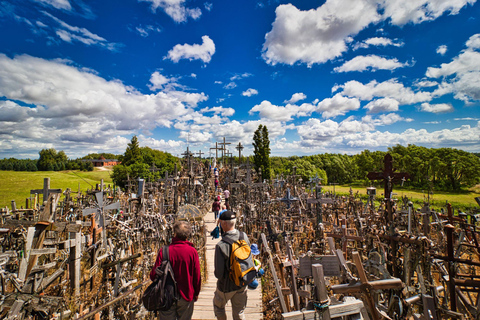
[0,169,113,209]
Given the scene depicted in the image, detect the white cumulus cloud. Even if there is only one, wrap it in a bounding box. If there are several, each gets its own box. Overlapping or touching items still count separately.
[249,100,316,121]
[427,34,480,102]
[284,93,307,104]
[0,54,209,158]
[262,0,474,66]
[364,98,400,113]
[140,0,202,23]
[354,37,404,50]
[436,45,448,55]
[336,79,431,104]
[262,1,381,66]
[165,35,215,63]
[316,93,361,118]
[419,102,454,113]
[242,88,258,97]
[334,55,409,72]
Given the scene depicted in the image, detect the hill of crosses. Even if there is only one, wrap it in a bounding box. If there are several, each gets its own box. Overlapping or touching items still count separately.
[1,143,480,320]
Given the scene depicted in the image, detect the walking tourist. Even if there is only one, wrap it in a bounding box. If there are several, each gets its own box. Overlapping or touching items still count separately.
[212,196,221,220]
[213,210,251,320]
[150,221,201,320]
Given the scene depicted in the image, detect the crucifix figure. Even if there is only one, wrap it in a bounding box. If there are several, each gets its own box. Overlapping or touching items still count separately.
[367,153,410,223]
[367,153,410,278]
[367,154,409,202]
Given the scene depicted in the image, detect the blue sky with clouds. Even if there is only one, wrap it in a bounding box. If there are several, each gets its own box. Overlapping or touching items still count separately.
[0,0,479,159]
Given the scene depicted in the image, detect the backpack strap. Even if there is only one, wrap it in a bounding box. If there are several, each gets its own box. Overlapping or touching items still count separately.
[221,231,244,245]
[162,245,170,262]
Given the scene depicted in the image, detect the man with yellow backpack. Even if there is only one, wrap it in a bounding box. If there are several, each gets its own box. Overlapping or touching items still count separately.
[213,210,256,320]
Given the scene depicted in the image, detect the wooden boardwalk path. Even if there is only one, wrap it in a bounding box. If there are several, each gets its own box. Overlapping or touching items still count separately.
[192,210,263,320]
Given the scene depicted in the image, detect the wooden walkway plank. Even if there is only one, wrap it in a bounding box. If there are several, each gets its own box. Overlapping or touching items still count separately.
[192,209,263,320]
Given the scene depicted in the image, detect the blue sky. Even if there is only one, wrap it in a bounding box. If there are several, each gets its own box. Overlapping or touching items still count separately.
[0,0,479,159]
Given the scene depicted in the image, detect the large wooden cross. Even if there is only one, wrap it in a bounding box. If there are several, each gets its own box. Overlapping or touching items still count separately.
[326,219,364,255]
[30,178,62,205]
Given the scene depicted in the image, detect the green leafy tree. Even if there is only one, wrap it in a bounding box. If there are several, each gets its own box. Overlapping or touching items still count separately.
[111,137,179,189]
[252,124,271,180]
[37,149,58,171]
[286,158,328,184]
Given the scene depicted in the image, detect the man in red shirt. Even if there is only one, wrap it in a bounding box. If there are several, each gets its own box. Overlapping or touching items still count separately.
[150,221,201,319]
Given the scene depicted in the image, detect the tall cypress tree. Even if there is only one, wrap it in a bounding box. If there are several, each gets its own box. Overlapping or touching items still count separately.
[262,125,271,180]
[252,125,271,181]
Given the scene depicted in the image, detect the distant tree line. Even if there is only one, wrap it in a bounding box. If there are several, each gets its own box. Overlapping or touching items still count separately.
[0,149,122,172]
[262,145,480,192]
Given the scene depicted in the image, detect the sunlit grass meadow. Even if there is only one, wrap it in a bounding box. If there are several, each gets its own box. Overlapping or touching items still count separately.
[0,169,113,209]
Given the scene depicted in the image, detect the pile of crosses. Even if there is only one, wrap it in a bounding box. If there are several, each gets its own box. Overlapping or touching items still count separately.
[222,154,480,320]
[0,152,210,319]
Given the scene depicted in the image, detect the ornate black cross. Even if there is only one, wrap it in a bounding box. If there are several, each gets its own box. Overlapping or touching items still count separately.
[367,153,409,202]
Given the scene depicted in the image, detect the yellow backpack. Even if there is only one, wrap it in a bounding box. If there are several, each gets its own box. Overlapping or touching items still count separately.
[222,232,257,287]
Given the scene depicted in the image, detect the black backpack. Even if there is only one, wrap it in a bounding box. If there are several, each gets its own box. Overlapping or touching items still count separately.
[142,246,178,311]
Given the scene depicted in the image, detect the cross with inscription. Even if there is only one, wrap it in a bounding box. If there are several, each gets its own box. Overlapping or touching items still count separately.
[30,178,62,205]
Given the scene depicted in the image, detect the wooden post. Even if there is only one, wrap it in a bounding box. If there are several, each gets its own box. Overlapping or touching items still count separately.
[275,242,291,312]
[286,243,300,310]
[312,264,330,320]
[446,223,457,312]
[261,233,287,313]
[70,220,82,296]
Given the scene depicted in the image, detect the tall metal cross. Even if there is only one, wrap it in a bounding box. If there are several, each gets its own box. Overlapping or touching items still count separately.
[182,146,193,172]
[218,137,231,167]
[210,142,222,165]
[236,142,244,163]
